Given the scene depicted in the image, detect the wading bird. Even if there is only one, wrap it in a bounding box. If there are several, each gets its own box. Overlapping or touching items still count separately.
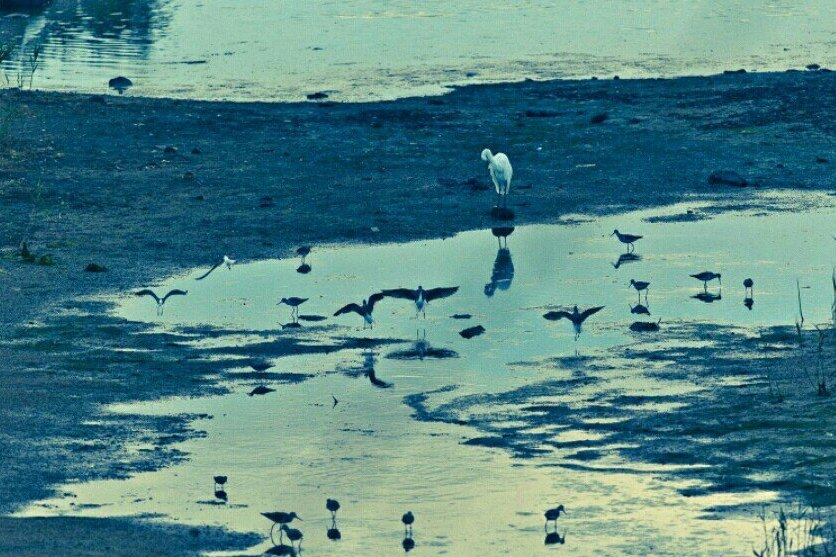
[278,297,308,318]
[326,498,340,517]
[195,255,236,280]
[213,476,227,489]
[281,525,303,550]
[611,230,643,253]
[629,279,650,301]
[543,306,605,340]
[382,285,459,317]
[402,511,415,535]
[262,512,301,544]
[544,505,566,529]
[744,277,754,296]
[690,271,722,290]
[334,292,385,329]
[135,288,188,314]
[481,148,513,207]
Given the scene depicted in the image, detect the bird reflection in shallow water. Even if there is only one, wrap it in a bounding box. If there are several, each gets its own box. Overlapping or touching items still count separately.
[386,330,459,361]
[630,302,651,315]
[485,227,515,297]
[357,349,393,389]
[545,530,566,545]
[265,544,296,556]
[612,252,641,269]
[692,290,722,303]
[402,536,416,552]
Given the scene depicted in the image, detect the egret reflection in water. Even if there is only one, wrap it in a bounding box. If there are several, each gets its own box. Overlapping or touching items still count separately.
[485,227,515,297]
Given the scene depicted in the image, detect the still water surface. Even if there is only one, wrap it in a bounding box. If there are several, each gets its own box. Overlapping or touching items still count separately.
[1,0,834,100]
[19,193,836,555]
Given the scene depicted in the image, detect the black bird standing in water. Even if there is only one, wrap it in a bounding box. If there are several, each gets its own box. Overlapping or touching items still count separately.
[629,279,650,301]
[611,229,643,253]
[327,498,340,517]
[544,505,566,529]
[402,511,415,535]
[690,271,722,290]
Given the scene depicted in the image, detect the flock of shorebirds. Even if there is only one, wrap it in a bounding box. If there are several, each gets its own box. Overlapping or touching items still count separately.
[131,149,764,553]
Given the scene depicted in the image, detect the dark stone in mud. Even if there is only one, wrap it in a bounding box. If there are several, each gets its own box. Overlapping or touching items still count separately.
[307,92,329,100]
[450,314,472,320]
[459,325,485,339]
[490,207,515,220]
[191,147,202,155]
[163,145,178,154]
[630,320,661,332]
[815,156,828,163]
[108,76,132,91]
[84,263,107,273]
[248,386,275,396]
[707,170,748,187]
[590,112,609,124]
[297,314,326,322]
[524,109,562,118]
[806,63,821,71]
[427,99,446,106]
[88,95,106,104]
[723,68,747,74]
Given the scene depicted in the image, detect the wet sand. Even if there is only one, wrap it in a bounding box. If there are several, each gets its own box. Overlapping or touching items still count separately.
[0,69,834,555]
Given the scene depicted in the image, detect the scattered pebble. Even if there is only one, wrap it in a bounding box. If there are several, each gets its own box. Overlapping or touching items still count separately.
[707,170,747,187]
[590,112,609,124]
[307,92,329,100]
[459,325,486,339]
[84,263,107,273]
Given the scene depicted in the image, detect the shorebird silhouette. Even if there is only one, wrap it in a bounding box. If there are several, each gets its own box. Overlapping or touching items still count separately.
[195,255,235,280]
[544,505,566,529]
[278,297,308,318]
[543,306,605,340]
[382,285,459,317]
[249,385,276,396]
[629,279,650,301]
[213,476,227,489]
[691,271,721,290]
[403,536,416,552]
[402,511,415,535]
[281,525,303,551]
[481,148,513,207]
[612,229,642,253]
[135,289,187,314]
[744,277,754,296]
[334,292,385,329]
[262,512,301,544]
[326,498,340,517]
[296,246,311,260]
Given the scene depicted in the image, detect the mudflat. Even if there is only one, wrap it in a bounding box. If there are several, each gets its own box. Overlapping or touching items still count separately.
[0,70,834,555]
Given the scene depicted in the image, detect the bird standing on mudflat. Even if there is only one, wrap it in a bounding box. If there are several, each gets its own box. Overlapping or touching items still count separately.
[334,292,385,329]
[382,285,459,317]
[544,505,566,529]
[690,271,722,290]
[629,279,650,301]
[262,512,301,544]
[402,511,415,534]
[743,277,754,295]
[611,230,643,253]
[543,305,605,340]
[278,297,308,318]
[326,498,340,517]
[481,148,513,207]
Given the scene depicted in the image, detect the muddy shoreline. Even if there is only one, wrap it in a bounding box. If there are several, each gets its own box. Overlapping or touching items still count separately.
[1,70,834,555]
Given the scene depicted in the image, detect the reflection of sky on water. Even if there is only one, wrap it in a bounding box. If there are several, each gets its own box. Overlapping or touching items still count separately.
[1,0,834,101]
[18,193,836,555]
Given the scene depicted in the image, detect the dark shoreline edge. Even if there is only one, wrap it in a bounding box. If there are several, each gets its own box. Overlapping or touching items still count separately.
[0,69,834,555]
